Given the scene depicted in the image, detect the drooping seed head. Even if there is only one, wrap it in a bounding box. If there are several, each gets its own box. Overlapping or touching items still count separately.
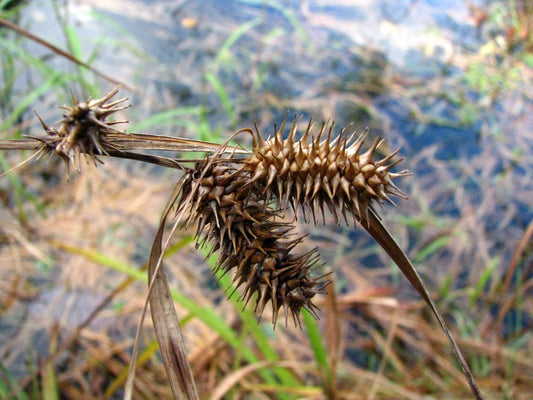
[175,157,328,326]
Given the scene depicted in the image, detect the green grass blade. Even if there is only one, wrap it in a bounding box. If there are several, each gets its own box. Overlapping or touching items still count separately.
[469,257,499,307]
[0,153,43,220]
[197,107,220,142]
[64,24,98,97]
[0,361,31,400]
[413,235,451,263]
[302,310,334,391]
[237,0,311,50]
[214,265,280,362]
[104,340,160,398]
[129,106,203,132]
[0,0,18,11]
[215,17,261,65]
[65,24,83,65]
[209,251,302,398]
[205,72,236,125]
[0,73,61,131]
[87,11,153,61]
[0,50,15,107]
[0,36,77,104]
[41,363,59,400]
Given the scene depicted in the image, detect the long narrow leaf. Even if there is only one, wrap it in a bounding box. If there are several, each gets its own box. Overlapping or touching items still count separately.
[361,210,484,400]
[302,310,335,397]
[146,202,199,399]
[205,73,235,124]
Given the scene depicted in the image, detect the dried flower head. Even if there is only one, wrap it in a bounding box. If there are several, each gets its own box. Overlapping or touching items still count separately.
[176,158,328,326]
[243,117,410,225]
[37,87,129,170]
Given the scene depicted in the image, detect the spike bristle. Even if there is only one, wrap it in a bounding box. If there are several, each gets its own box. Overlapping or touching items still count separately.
[243,116,409,224]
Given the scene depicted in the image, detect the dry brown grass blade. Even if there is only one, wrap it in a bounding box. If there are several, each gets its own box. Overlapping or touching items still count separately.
[360,210,484,400]
[0,140,186,172]
[0,16,136,92]
[0,139,43,150]
[367,306,401,400]
[105,132,249,154]
[144,192,199,400]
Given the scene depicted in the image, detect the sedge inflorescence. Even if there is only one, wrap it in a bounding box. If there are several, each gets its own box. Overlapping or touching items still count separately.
[176,116,409,325]
[244,117,409,224]
[37,87,129,170]
[175,160,325,326]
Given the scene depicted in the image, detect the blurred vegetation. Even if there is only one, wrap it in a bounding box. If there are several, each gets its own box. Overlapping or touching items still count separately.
[1,0,532,399]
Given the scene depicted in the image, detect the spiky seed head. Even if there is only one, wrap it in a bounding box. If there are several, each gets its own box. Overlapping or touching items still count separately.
[175,158,328,326]
[243,116,410,225]
[39,87,130,170]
